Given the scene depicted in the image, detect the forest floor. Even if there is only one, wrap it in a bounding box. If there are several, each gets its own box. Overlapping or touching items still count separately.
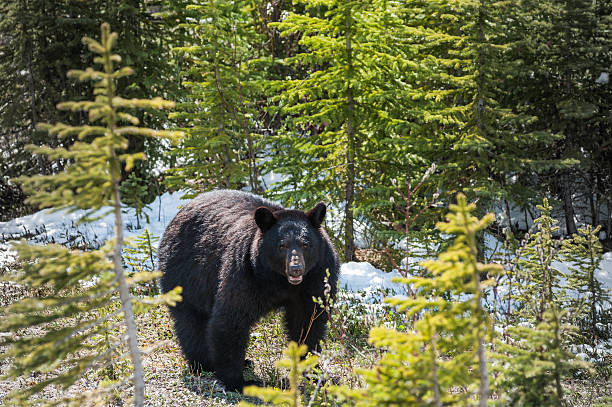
[0,278,375,406]
[1,258,610,407]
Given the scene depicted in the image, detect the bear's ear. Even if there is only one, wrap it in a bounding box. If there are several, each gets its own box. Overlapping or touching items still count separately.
[254,207,277,232]
[306,202,326,228]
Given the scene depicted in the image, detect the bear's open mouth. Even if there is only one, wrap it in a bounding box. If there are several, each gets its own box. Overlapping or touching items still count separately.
[287,275,303,285]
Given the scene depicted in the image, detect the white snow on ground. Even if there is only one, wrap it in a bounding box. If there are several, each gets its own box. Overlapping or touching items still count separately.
[597,251,612,290]
[339,261,404,293]
[0,242,16,266]
[0,191,187,250]
[1,194,611,297]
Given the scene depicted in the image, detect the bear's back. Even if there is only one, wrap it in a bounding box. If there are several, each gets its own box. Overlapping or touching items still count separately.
[158,190,283,303]
[190,189,282,223]
[162,190,281,245]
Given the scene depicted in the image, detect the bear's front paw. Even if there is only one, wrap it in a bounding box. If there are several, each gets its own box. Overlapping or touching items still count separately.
[219,376,244,393]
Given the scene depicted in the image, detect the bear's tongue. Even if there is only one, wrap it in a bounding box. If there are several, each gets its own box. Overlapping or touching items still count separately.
[288,275,303,285]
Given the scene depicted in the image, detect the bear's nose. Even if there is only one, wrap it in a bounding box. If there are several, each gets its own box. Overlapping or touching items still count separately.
[288,264,304,276]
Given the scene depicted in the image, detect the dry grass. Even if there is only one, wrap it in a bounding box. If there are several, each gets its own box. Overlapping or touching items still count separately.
[0,284,375,406]
[1,258,610,406]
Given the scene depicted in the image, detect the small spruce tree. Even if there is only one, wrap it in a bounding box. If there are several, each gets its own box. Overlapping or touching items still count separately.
[492,199,594,406]
[238,341,319,407]
[492,307,590,406]
[336,194,502,406]
[513,199,566,323]
[561,225,611,348]
[124,228,160,295]
[0,23,182,406]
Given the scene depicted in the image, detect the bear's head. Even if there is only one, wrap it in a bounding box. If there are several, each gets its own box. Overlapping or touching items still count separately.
[254,202,327,285]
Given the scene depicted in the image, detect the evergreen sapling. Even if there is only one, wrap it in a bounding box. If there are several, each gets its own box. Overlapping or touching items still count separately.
[513,199,567,323]
[123,228,160,295]
[561,225,611,351]
[335,194,502,406]
[238,342,319,407]
[492,307,590,406]
[0,23,182,406]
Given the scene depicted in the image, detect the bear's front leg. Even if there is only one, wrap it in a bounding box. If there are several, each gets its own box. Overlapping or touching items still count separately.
[206,292,259,392]
[285,298,329,353]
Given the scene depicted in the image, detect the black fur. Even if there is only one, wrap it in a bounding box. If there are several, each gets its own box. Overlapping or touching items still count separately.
[159,190,339,392]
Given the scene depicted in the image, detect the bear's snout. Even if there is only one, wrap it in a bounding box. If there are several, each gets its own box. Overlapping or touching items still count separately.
[288,264,304,276]
[286,249,305,284]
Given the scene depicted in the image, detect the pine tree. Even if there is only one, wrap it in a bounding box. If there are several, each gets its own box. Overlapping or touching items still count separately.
[561,225,611,348]
[513,199,566,323]
[506,0,612,234]
[238,341,319,407]
[165,0,269,196]
[493,307,590,406]
[0,23,182,406]
[0,0,99,220]
[492,200,594,405]
[124,228,160,295]
[0,0,182,221]
[336,194,501,406]
[267,0,415,259]
[406,0,572,213]
[104,0,184,205]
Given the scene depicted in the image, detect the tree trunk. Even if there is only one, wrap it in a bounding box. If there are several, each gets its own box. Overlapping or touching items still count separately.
[552,311,565,404]
[504,199,514,234]
[606,199,612,242]
[589,171,600,227]
[562,174,578,235]
[104,39,145,406]
[344,5,356,262]
[476,6,490,404]
[475,257,490,406]
[111,156,145,407]
[430,334,442,407]
[22,0,37,128]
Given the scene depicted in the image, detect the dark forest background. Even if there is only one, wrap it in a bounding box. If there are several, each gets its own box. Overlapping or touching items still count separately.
[1,0,611,258]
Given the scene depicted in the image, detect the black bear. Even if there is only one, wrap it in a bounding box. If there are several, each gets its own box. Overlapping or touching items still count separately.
[159,190,339,392]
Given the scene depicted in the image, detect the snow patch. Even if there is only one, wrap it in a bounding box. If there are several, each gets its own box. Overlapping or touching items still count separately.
[0,242,17,266]
[0,191,188,265]
[597,251,612,290]
[339,261,405,293]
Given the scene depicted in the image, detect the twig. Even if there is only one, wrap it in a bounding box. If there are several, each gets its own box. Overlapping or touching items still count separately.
[306,372,325,407]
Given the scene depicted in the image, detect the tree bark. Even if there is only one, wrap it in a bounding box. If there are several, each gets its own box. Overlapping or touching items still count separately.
[588,171,600,227]
[608,201,612,244]
[111,153,145,407]
[22,0,37,128]
[504,199,514,234]
[475,259,490,406]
